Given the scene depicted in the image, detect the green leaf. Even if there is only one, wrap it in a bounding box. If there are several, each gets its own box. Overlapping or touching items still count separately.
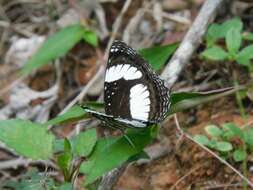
[72,128,97,157]
[215,141,233,152]
[226,28,242,55]
[21,24,87,75]
[193,135,210,146]
[59,183,74,190]
[169,87,244,115]
[222,122,244,139]
[0,119,54,160]
[206,23,222,46]
[46,105,86,125]
[233,149,247,162]
[57,139,73,180]
[243,32,253,41]
[2,169,56,190]
[83,30,98,47]
[139,43,178,70]
[243,128,253,147]
[236,45,253,66]
[201,46,228,61]
[206,17,243,44]
[80,127,155,185]
[53,139,65,153]
[220,18,243,36]
[205,125,222,137]
[208,139,217,149]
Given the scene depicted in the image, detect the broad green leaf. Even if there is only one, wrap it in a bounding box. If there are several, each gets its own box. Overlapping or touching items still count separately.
[226,28,241,55]
[57,139,72,180]
[206,23,222,46]
[220,18,243,37]
[222,122,244,139]
[21,24,87,75]
[236,45,253,66]
[139,43,178,70]
[46,105,86,125]
[205,125,222,137]
[193,135,210,146]
[59,183,74,190]
[169,87,245,115]
[215,141,233,152]
[80,126,155,185]
[233,149,247,162]
[243,128,253,147]
[206,17,243,44]
[208,139,217,149]
[53,139,65,153]
[0,119,54,160]
[72,128,97,157]
[201,46,228,61]
[83,30,98,47]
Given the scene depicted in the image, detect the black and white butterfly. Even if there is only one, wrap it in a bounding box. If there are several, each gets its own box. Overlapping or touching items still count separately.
[82,41,170,128]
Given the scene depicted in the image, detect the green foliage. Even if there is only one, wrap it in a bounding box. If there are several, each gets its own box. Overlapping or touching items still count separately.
[194,122,253,163]
[226,28,241,57]
[21,24,98,76]
[139,43,178,70]
[2,169,56,190]
[57,139,73,181]
[83,29,98,47]
[236,45,253,66]
[193,134,210,145]
[202,17,253,69]
[233,149,247,162]
[201,46,228,61]
[205,125,223,137]
[72,128,97,157]
[46,105,87,125]
[0,119,54,160]
[80,126,155,185]
[206,17,243,46]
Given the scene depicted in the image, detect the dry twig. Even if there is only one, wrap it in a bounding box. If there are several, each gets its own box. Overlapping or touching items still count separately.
[161,0,226,89]
[173,114,253,188]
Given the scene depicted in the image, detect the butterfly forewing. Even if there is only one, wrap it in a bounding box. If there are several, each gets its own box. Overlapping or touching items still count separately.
[104,41,170,124]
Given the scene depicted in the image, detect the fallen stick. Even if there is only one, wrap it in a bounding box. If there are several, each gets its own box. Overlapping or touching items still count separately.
[161,0,225,89]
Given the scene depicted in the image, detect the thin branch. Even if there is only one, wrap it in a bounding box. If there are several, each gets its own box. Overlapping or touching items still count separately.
[161,0,226,89]
[173,114,253,188]
[0,157,58,170]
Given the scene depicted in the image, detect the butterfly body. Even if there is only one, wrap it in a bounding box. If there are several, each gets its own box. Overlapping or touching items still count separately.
[84,41,170,128]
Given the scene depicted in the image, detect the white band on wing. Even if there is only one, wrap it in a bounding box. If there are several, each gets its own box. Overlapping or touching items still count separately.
[105,64,142,82]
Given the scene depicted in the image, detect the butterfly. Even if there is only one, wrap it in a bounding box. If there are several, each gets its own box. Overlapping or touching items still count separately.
[82,41,170,128]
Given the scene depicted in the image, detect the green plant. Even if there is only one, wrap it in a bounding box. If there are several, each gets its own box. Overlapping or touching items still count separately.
[202,17,253,70]
[0,88,246,189]
[194,123,253,161]
[194,122,253,190]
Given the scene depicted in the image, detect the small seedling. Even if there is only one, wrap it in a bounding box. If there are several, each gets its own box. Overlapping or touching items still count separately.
[194,122,253,162]
[201,18,253,70]
[194,122,253,190]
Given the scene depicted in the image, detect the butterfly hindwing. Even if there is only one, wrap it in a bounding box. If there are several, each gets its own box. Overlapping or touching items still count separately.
[104,41,170,124]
